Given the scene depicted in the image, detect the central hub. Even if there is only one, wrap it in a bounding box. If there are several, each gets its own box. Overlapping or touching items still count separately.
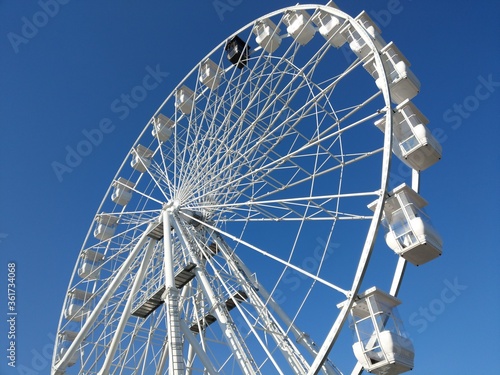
[163,200,206,228]
[163,199,180,212]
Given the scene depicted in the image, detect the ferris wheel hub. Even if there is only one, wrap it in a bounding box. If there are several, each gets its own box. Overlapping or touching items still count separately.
[163,199,180,212]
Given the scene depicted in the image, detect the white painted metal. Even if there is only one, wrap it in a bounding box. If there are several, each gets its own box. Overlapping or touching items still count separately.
[170,213,258,375]
[213,233,342,375]
[97,238,157,375]
[306,4,394,373]
[210,235,311,375]
[53,224,154,373]
[53,3,440,375]
[155,340,170,375]
[179,320,219,375]
[163,210,186,375]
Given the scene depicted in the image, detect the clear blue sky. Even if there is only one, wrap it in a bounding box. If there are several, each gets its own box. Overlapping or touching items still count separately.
[1,1,499,374]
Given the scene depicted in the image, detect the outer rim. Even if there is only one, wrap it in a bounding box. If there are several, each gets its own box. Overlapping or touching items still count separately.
[52,4,396,374]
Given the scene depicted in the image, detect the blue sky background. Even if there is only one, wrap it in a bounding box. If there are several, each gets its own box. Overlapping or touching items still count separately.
[0,1,499,374]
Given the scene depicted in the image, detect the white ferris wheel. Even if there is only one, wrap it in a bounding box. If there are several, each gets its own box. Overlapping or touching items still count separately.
[52,2,444,375]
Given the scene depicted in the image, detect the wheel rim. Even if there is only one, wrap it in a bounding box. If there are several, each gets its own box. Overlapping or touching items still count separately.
[52,5,398,375]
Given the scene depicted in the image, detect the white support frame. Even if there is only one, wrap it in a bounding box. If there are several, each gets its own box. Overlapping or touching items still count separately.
[53,224,155,374]
[163,209,186,375]
[212,232,342,375]
[170,213,258,375]
[97,238,158,375]
[304,4,394,373]
[51,2,435,374]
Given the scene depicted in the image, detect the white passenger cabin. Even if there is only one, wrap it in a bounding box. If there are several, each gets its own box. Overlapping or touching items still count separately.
[56,330,80,368]
[175,85,195,114]
[78,249,104,280]
[152,113,174,142]
[94,213,119,241]
[312,1,346,48]
[340,287,414,375]
[111,177,135,206]
[375,99,442,171]
[131,144,154,173]
[253,18,281,53]
[363,42,420,104]
[340,11,386,58]
[283,9,316,46]
[64,289,93,322]
[369,184,443,266]
[199,58,223,89]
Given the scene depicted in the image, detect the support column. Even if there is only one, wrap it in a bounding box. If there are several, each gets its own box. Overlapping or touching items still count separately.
[170,214,257,375]
[163,210,186,375]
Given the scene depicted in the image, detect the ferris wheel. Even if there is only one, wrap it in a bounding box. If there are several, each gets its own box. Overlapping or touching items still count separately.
[52,2,443,375]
